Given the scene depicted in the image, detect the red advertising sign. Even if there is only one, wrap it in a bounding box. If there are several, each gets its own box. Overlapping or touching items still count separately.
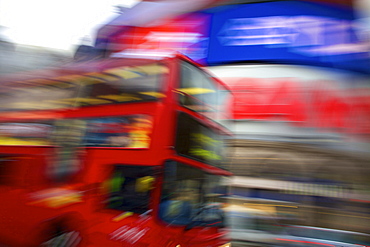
[109,13,211,64]
[223,77,370,137]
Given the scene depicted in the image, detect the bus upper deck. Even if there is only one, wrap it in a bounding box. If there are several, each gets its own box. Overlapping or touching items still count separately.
[0,53,232,165]
[0,53,231,119]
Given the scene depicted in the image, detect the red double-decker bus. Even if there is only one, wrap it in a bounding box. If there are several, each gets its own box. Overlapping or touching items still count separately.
[0,53,232,247]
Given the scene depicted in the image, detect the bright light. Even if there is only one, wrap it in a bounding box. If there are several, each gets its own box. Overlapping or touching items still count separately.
[0,0,138,51]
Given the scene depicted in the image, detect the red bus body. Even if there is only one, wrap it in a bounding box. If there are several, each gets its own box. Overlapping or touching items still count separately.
[0,54,232,247]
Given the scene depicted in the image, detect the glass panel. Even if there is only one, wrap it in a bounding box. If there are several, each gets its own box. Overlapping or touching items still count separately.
[175,113,226,168]
[105,165,155,214]
[0,114,153,149]
[0,122,53,146]
[44,114,153,183]
[83,115,153,148]
[0,62,168,111]
[178,61,232,125]
[0,79,81,111]
[159,160,226,227]
[179,62,218,110]
[85,63,167,105]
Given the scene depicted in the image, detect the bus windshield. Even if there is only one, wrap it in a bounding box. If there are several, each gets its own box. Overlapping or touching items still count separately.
[0,62,168,111]
[159,160,226,227]
[178,61,231,127]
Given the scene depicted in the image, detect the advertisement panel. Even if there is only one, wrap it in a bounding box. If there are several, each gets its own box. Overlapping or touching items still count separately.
[111,13,211,64]
[208,64,370,143]
[207,1,370,73]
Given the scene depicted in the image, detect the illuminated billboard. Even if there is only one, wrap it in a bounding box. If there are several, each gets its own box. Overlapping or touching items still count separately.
[100,1,369,73]
[109,13,211,65]
[206,1,369,73]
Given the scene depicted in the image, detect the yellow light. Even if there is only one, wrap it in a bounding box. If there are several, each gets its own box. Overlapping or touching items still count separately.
[177,87,215,95]
[219,243,231,247]
[112,212,134,222]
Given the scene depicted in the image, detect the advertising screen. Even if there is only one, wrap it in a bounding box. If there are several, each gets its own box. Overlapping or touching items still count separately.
[206,1,369,73]
[111,13,211,65]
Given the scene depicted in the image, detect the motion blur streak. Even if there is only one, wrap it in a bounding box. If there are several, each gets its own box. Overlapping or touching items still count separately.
[276,238,336,246]
[0,0,369,246]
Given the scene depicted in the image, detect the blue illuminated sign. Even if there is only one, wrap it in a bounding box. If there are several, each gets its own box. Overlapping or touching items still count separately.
[205,1,370,73]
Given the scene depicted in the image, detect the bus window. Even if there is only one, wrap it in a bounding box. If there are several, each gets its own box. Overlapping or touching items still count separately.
[159,160,226,227]
[0,122,53,146]
[175,112,226,169]
[105,165,155,214]
[83,115,153,148]
[178,61,231,122]
[0,62,168,111]
[0,79,82,111]
[84,63,167,105]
